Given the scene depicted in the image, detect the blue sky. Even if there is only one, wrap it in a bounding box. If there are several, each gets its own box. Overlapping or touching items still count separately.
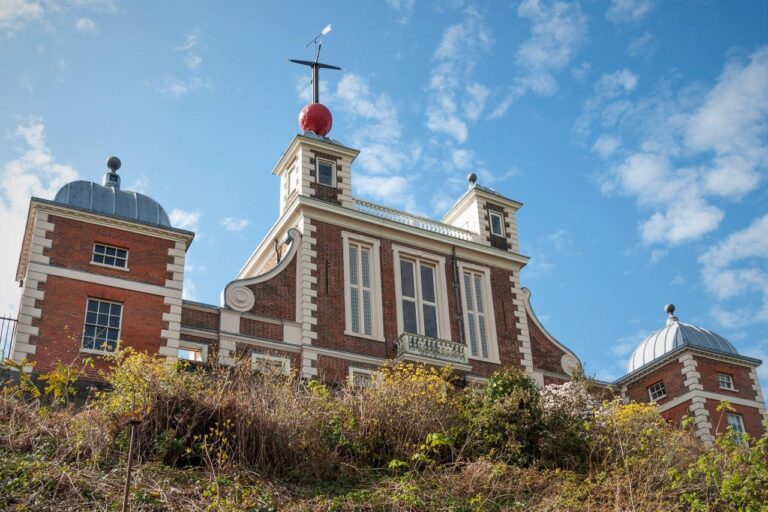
[1,0,767,389]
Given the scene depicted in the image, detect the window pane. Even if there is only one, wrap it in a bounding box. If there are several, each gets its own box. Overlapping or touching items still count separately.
[116,249,127,258]
[86,312,97,324]
[400,260,415,298]
[363,290,372,336]
[351,288,360,333]
[463,273,474,309]
[93,254,104,263]
[402,300,417,333]
[420,264,435,303]
[348,245,358,285]
[88,300,99,312]
[111,304,122,315]
[94,245,106,255]
[105,256,115,266]
[361,248,370,288]
[490,213,503,235]
[423,304,437,338]
[318,161,333,185]
[106,246,116,256]
[467,312,478,356]
[474,275,484,313]
[99,302,110,314]
[478,316,489,358]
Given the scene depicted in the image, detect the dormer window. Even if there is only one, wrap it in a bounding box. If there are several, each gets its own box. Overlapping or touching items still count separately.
[489,210,504,237]
[317,159,335,187]
[92,243,128,269]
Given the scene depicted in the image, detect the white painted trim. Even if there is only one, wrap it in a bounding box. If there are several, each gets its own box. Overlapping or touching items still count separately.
[315,157,337,187]
[178,340,209,363]
[488,210,504,237]
[80,297,123,354]
[219,333,302,353]
[392,244,452,341]
[457,261,499,362]
[348,366,381,387]
[309,345,386,367]
[179,327,219,340]
[28,262,181,299]
[342,231,384,341]
[657,390,767,413]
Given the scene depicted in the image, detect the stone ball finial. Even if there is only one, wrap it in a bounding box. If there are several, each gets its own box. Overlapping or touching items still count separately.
[467,172,477,186]
[107,156,121,172]
[664,303,675,315]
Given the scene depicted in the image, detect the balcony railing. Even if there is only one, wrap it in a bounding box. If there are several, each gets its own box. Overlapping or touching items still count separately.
[396,332,468,365]
[354,199,477,242]
[0,316,17,361]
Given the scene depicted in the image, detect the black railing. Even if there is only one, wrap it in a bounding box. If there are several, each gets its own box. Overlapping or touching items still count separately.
[0,316,17,361]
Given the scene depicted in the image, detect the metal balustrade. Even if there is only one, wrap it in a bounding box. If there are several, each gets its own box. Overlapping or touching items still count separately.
[0,316,17,361]
[354,199,476,242]
[396,332,468,365]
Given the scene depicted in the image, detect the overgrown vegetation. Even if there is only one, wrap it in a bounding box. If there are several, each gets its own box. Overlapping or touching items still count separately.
[0,349,766,511]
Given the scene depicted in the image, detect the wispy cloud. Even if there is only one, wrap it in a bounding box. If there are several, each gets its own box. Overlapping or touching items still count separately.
[627,31,656,59]
[0,0,44,35]
[220,217,249,232]
[606,0,654,24]
[0,119,78,314]
[155,31,210,97]
[490,0,588,118]
[74,17,97,34]
[157,76,211,98]
[426,7,492,143]
[585,47,768,246]
[385,0,415,23]
[169,209,201,231]
[700,214,768,327]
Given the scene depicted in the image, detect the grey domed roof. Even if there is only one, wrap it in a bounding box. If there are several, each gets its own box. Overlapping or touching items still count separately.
[626,305,738,373]
[53,165,171,228]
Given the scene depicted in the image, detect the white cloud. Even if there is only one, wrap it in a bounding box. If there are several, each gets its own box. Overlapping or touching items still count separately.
[386,0,415,23]
[125,174,149,194]
[175,32,198,51]
[0,0,43,34]
[670,274,684,286]
[490,0,588,118]
[592,134,620,158]
[0,119,78,314]
[589,47,768,246]
[169,209,201,231]
[627,31,656,58]
[547,229,571,251]
[220,217,249,232]
[74,16,97,33]
[426,7,492,142]
[606,0,654,23]
[156,76,211,98]
[183,53,202,71]
[699,214,768,325]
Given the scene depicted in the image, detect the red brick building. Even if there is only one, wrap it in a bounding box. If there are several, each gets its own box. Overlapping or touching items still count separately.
[6,96,765,443]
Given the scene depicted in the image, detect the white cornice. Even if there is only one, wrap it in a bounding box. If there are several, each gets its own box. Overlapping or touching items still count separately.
[271,134,360,176]
[442,186,523,224]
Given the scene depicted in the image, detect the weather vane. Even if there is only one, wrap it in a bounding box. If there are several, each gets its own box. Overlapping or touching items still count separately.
[290,24,341,104]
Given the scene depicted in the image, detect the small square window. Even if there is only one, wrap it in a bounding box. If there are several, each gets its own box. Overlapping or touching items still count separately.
[317,159,335,187]
[648,381,666,401]
[92,243,128,269]
[718,373,735,390]
[81,298,122,353]
[489,210,504,237]
[178,341,207,363]
[252,353,291,375]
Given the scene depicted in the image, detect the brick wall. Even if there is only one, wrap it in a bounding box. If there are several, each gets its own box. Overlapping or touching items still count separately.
[625,360,687,406]
[526,308,567,376]
[181,306,219,330]
[32,275,166,380]
[240,317,282,341]
[315,354,379,384]
[702,399,765,437]
[246,257,297,320]
[46,215,173,286]
[660,401,692,425]
[694,356,758,401]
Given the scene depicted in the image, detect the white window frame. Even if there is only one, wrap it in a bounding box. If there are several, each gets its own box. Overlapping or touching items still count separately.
[316,158,336,187]
[251,353,291,375]
[392,245,451,341]
[91,243,129,271]
[488,210,504,237]
[648,381,667,401]
[718,373,735,391]
[178,340,208,363]
[348,367,380,388]
[726,412,745,433]
[342,232,384,341]
[80,298,123,355]
[457,261,500,363]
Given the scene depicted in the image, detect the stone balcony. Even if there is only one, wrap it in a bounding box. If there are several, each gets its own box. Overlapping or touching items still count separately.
[395,332,470,369]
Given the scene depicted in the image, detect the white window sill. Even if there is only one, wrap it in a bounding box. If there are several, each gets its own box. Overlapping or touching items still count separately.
[719,386,739,392]
[80,347,118,356]
[650,395,667,402]
[468,356,502,365]
[344,330,386,343]
[90,261,130,272]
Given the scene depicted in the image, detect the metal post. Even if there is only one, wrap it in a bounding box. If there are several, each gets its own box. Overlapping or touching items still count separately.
[121,419,141,512]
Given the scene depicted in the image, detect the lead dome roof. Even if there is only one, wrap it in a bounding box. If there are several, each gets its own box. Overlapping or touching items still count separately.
[626,305,739,373]
[53,160,171,227]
